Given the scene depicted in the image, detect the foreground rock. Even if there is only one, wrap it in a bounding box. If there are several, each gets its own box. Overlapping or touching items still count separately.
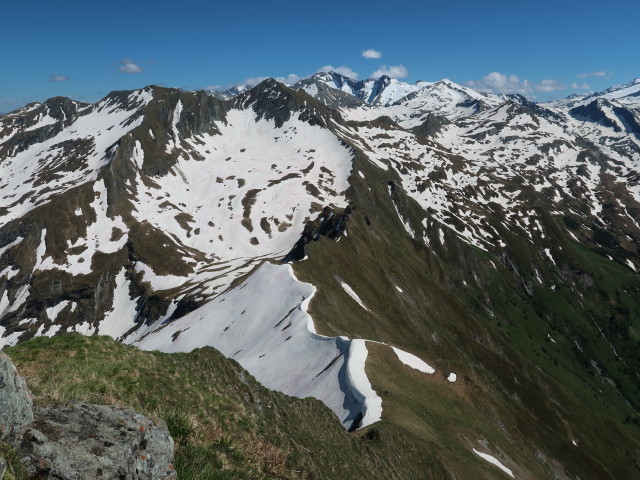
[21,403,175,480]
[0,352,175,480]
[0,352,34,444]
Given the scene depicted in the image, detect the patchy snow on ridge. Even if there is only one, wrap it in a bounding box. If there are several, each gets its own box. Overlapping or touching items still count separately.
[0,92,151,224]
[32,180,128,276]
[45,301,69,321]
[129,108,352,258]
[0,237,23,258]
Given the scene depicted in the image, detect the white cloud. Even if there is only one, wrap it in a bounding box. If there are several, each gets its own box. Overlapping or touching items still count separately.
[371,64,408,79]
[577,70,606,78]
[49,75,70,82]
[119,59,143,74]
[571,82,591,90]
[466,72,565,95]
[316,65,359,80]
[362,49,382,59]
[206,73,303,92]
[536,79,565,92]
[277,73,302,85]
[240,73,301,86]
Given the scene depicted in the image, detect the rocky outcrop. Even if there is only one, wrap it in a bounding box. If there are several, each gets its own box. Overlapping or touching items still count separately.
[282,205,352,262]
[21,403,175,480]
[0,353,175,480]
[0,352,33,444]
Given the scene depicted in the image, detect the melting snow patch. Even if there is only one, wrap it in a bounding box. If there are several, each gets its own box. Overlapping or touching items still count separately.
[392,347,435,374]
[0,291,10,318]
[8,285,29,313]
[44,324,62,338]
[74,322,95,335]
[544,248,556,266]
[98,268,139,339]
[339,281,369,311]
[135,262,187,291]
[0,330,23,349]
[395,285,403,293]
[473,449,514,478]
[0,237,23,258]
[46,300,69,321]
[626,259,636,272]
[0,266,19,281]
[447,372,457,382]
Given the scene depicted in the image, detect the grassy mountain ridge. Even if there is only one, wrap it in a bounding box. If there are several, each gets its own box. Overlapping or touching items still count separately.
[7,334,448,480]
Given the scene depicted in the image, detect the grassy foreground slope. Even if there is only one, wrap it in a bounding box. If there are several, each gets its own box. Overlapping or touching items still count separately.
[7,334,451,480]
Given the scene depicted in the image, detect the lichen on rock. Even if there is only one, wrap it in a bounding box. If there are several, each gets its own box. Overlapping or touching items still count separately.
[0,352,175,480]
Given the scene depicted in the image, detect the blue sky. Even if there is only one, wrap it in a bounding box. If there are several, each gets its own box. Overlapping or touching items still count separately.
[1,0,638,112]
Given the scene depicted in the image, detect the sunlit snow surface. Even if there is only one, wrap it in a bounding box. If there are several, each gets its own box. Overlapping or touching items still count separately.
[133,262,380,429]
[125,108,353,297]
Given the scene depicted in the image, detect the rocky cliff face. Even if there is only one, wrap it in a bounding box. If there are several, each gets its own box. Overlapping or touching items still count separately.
[0,352,175,480]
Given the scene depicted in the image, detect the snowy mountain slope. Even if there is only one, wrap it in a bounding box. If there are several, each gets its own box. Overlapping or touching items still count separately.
[296,72,431,107]
[0,91,151,222]
[133,261,388,430]
[1,75,640,478]
[339,79,507,127]
[0,80,440,432]
[572,78,640,109]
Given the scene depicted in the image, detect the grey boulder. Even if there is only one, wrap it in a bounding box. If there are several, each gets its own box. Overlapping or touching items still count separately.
[21,402,176,480]
[0,352,34,444]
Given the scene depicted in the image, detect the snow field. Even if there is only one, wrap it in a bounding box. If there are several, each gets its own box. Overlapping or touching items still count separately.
[134,262,376,429]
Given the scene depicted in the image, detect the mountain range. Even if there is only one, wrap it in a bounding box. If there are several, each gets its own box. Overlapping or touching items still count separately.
[1,71,640,479]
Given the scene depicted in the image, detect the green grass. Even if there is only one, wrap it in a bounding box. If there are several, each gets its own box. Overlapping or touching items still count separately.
[6,334,449,480]
[0,441,27,480]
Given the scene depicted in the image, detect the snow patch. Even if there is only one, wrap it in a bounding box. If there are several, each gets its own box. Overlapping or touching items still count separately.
[339,281,369,311]
[392,347,435,374]
[472,449,514,478]
[98,268,139,339]
[46,300,69,321]
[0,237,23,258]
